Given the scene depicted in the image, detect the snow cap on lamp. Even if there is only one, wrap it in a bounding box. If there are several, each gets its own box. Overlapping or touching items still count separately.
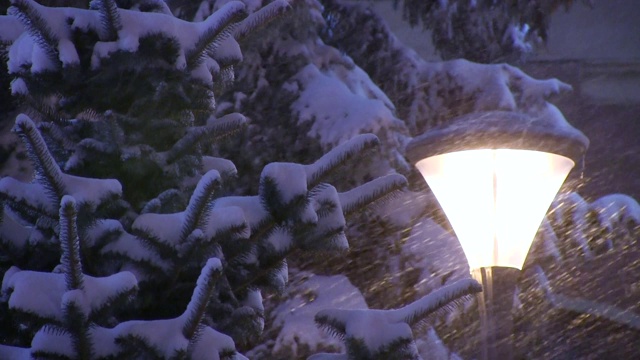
[406,111,589,271]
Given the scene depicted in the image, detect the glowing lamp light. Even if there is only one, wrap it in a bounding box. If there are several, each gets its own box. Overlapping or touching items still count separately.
[407,111,589,271]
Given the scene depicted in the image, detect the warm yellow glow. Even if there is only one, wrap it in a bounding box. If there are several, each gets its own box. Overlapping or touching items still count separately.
[416,149,574,270]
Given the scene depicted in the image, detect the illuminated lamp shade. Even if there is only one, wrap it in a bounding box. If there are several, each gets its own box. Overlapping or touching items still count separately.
[407,111,589,271]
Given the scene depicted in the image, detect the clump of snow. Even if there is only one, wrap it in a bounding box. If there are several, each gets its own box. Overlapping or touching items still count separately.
[261,162,308,205]
[3,267,66,320]
[63,173,122,210]
[98,220,168,274]
[268,272,367,357]
[264,227,293,254]
[62,288,90,316]
[291,64,402,147]
[10,78,28,95]
[57,38,79,66]
[3,267,137,321]
[204,206,250,240]
[191,326,242,360]
[0,177,57,215]
[31,326,74,357]
[202,156,237,177]
[0,15,24,42]
[313,278,479,357]
[590,194,640,231]
[0,344,31,360]
[112,317,189,357]
[213,196,270,229]
[133,212,185,247]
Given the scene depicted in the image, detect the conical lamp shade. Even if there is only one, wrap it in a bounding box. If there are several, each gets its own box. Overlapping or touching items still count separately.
[415,149,574,270]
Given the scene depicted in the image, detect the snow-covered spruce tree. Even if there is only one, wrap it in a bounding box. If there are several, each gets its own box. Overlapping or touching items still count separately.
[0,0,410,358]
[214,0,411,194]
[211,0,417,323]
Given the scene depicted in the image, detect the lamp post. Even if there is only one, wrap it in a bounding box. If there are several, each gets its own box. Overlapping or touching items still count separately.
[406,111,589,359]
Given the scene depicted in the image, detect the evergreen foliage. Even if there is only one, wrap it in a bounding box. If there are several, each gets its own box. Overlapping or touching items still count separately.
[2,0,633,358]
[388,0,590,63]
[311,279,482,359]
[0,0,416,358]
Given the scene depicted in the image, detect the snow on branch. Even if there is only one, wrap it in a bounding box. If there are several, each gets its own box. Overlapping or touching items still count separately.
[313,278,481,358]
[182,170,221,241]
[165,113,247,164]
[202,156,237,179]
[234,0,290,41]
[8,0,60,67]
[260,162,314,223]
[13,114,66,202]
[0,15,24,43]
[182,258,223,340]
[390,278,482,327]
[338,174,408,218]
[31,325,75,359]
[90,260,235,358]
[212,196,270,232]
[90,0,122,42]
[185,1,247,70]
[298,184,348,252]
[305,134,380,188]
[590,194,640,232]
[2,267,137,323]
[189,326,246,360]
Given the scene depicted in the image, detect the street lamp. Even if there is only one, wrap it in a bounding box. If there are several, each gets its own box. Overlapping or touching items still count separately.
[406,111,589,359]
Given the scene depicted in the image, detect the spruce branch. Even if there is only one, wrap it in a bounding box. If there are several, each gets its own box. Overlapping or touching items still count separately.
[182,258,223,341]
[90,0,122,41]
[314,312,347,341]
[115,334,165,359]
[37,122,75,163]
[164,113,247,164]
[234,0,291,42]
[185,1,248,70]
[306,134,380,188]
[338,174,408,218]
[62,293,93,360]
[131,226,178,262]
[395,278,482,327]
[14,114,67,202]
[8,0,59,66]
[181,170,221,241]
[59,195,84,291]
